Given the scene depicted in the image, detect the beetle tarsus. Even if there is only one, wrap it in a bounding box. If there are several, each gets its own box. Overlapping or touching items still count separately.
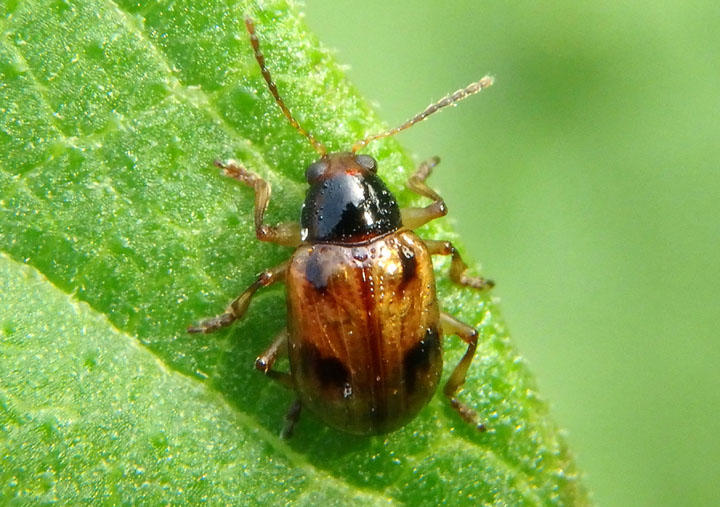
[187,312,236,334]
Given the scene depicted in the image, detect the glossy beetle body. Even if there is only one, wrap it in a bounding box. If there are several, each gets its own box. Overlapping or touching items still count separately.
[287,153,441,434]
[288,232,441,434]
[188,19,495,436]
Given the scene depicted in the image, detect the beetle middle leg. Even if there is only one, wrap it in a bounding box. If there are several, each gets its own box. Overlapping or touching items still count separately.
[440,312,486,432]
[187,260,288,333]
[215,160,302,247]
[255,328,302,438]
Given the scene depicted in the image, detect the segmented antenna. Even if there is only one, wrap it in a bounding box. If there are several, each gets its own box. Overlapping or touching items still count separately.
[245,18,327,156]
[352,76,494,152]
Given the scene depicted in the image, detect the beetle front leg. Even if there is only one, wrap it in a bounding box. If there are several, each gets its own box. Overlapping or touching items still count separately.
[440,312,486,432]
[216,160,302,247]
[425,239,494,290]
[400,156,448,230]
[187,260,288,334]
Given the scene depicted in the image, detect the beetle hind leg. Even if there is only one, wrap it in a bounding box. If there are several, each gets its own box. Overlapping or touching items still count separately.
[281,399,302,439]
[255,328,303,438]
[440,312,486,432]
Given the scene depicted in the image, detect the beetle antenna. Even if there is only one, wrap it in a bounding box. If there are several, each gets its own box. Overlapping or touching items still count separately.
[351,76,494,153]
[245,18,327,156]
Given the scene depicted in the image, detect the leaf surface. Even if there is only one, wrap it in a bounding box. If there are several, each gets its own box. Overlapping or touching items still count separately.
[0,0,586,503]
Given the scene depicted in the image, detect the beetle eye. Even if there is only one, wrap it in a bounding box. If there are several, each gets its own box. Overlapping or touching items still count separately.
[355,154,377,173]
[305,160,328,183]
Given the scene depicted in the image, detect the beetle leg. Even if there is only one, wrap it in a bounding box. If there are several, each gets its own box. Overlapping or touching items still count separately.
[281,399,302,439]
[255,328,293,389]
[216,160,302,247]
[255,329,302,438]
[400,156,448,229]
[440,312,486,432]
[404,157,494,288]
[424,239,495,290]
[187,260,288,333]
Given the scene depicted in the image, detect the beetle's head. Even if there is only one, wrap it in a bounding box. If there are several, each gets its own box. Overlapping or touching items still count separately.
[300,152,401,244]
[304,152,377,184]
[243,18,494,243]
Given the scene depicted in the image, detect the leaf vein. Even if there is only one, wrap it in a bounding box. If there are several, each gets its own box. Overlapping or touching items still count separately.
[0,35,72,140]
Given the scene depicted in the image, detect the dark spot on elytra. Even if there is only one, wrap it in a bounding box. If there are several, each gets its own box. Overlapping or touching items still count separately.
[317,356,350,389]
[399,244,417,287]
[304,253,329,292]
[300,343,351,394]
[404,327,440,394]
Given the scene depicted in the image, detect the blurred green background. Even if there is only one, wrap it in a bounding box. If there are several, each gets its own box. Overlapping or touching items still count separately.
[304,1,719,505]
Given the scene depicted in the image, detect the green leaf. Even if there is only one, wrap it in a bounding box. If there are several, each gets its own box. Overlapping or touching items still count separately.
[0,0,587,504]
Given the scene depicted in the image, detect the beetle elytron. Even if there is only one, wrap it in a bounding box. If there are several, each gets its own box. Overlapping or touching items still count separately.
[189,18,494,436]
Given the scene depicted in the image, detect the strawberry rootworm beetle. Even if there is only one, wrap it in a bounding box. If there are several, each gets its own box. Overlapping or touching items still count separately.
[189,19,495,436]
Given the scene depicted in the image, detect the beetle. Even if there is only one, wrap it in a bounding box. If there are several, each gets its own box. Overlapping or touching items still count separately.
[188,18,495,436]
